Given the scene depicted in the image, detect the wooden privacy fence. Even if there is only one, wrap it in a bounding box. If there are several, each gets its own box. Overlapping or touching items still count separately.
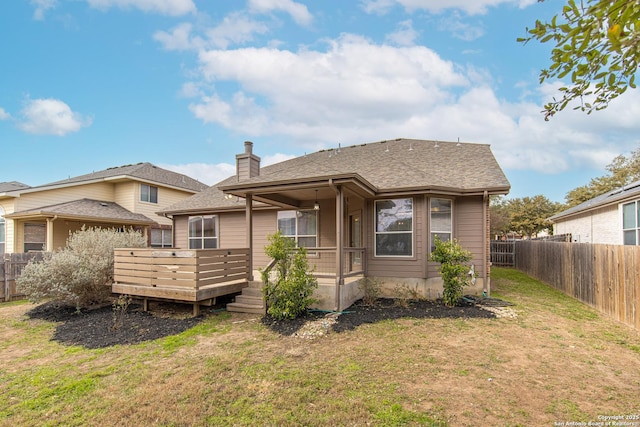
[112,248,250,313]
[1,253,46,301]
[515,241,639,330]
[490,241,515,266]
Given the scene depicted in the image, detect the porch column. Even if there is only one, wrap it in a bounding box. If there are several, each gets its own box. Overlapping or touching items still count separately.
[45,217,55,252]
[245,193,254,281]
[335,185,344,311]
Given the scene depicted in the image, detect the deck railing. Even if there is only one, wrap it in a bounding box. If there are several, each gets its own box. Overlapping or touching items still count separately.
[305,247,366,278]
[113,248,250,302]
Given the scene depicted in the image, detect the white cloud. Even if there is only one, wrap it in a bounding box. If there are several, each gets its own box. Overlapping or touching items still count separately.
[0,108,10,120]
[181,32,640,175]
[385,20,419,46]
[85,0,196,16]
[154,23,202,51]
[18,98,92,136]
[362,0,529,15]
[159,162,235,185]
[31,0,57,20]
[438,12,485,41]
[205,12,271,49]
[248,0,313,26]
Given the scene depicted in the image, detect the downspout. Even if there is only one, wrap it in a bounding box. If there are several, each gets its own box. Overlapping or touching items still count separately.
[483,191,489,296]
[246,193,254,282]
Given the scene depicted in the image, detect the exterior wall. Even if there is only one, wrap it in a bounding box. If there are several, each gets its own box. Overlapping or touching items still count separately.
[114,182,136,212]
[553,205,620,244]
[454,195,485,277]
[13,182,115,212]
[117,182,191,227]
[0,200,15,253]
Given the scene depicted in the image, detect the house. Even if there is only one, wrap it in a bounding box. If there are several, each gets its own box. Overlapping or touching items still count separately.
[0,163,207,254]
[153,138,510,311]
[549,180,640,244]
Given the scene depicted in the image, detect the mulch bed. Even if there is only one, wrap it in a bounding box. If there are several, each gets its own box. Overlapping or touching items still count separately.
[25,297,502,349]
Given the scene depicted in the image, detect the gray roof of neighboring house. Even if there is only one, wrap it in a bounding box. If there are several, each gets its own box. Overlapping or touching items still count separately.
[20,163,208,193]
[5,199,156,224]
[161,138,510,214]
[549,180,640,222]
[0,181,31,193]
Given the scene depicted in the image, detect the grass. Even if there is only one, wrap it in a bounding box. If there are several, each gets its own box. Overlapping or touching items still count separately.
[0,267,639,426]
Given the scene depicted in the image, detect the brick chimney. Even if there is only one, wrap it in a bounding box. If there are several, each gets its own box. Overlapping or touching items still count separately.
[236,141,261,182]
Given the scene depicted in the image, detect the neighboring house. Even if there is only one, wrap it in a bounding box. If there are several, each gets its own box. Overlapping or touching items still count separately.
[0,163,207,254]
[549,180,640,244]
[159,139,511,310]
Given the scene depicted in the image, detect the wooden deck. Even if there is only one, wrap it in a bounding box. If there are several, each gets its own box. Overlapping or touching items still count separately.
[112,248,250,315]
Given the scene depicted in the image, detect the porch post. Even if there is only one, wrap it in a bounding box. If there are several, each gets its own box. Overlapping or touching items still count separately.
[335,185,344,311]
[45,217,55,252]
[245,193,254,281]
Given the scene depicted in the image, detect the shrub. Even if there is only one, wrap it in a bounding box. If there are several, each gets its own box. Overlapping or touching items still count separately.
[429,236,474,307]
[17,227,147,309]
[359,277,382,306]
[260,231,318,320]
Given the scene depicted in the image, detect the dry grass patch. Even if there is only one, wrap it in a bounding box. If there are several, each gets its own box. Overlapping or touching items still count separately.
[0,268,639,426]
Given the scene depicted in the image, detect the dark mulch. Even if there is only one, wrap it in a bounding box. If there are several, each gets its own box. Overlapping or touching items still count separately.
[26,301,204,349]
[25,296,502,349]
[261,297,497,336]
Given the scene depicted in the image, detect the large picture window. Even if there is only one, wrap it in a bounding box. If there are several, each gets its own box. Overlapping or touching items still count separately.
[622,200,640,245]
[277,210,317,248]
[140,184,158,204]
[430,198,452,252]
[375,198,413,257]
[188,216,218,249]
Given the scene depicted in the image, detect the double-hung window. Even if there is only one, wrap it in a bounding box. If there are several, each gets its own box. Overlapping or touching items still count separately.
[375,198,413,257]
[188,216,218,249]
[622,200,640,245]
[430,198,452,252]
[277,210,317,248]
[151,228,173,248]
[140,184,158,204]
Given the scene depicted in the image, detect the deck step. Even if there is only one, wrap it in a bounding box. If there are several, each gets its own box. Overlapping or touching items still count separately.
[226,286,266,315]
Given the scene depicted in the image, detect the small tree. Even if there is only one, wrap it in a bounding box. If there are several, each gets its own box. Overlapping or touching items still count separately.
[17,226,147,309]
[261,231,318,320]
[429,236,473,307]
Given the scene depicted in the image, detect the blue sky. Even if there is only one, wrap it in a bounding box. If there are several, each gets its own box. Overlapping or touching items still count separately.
[2,0,640,203]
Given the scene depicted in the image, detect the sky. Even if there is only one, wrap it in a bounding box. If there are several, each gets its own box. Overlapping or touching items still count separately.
[2,0,640,203]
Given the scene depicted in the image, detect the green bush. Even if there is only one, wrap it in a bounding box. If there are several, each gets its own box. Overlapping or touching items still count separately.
[429,236,474,307]
[260,231,318,320]
[17,227,147,309]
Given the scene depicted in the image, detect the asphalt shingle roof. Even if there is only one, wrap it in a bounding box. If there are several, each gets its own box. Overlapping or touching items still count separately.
[162,138,510,214]
[38,163,208,192]
[549,180,640,221]
[7,199,155,224]
[0,181,30,193]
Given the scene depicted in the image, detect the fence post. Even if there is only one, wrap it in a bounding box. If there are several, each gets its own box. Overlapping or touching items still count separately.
[3,254,8,302]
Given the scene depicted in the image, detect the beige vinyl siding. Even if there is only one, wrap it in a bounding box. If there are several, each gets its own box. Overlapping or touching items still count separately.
[366,195,426,279]
[173,215,188,249]
[130,184,194,227]
[454,196,484,277]
[114,182,136,212]
[0,200,15,253]
[14,182,115,212]
[220,212,247,248]
[253,210,276,268]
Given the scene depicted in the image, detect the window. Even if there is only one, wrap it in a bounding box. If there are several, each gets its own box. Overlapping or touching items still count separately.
[140,184,158,204]
[0,207,5,254]
[375,198,413,257]
[151,228,172,248]
[277,210,317,248]
[622,200,640,245]
[430,198,452,252]
[24,223,46,252]
[188,216,218,249]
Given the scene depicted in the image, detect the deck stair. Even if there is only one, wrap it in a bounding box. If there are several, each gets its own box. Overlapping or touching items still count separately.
[226,282,265,314]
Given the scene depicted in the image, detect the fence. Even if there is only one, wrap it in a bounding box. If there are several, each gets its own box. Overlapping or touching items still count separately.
[515,240,639,330]
[490,241,515,266]
[1,253,45,301]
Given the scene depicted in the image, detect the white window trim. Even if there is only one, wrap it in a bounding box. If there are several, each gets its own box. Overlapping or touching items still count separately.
[140,184,158,204]
[621,199,640,245]
[430,198,453,251]
[277,210,318,248]
[374,198,414,258]
[151,228,173,248]
[188,215,219,249]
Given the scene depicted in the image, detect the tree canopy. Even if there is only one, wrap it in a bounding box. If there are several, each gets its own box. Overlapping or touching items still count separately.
[491,195,561,239]
[520,0,640,119]
[565,144,640,207]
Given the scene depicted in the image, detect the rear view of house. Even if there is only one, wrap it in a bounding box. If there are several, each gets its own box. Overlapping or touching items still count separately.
[152,138,510,311]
